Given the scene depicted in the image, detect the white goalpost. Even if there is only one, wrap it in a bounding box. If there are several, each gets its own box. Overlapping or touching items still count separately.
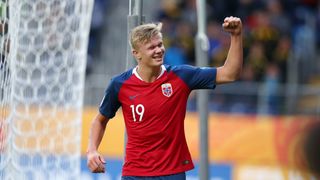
[0,0,94,179]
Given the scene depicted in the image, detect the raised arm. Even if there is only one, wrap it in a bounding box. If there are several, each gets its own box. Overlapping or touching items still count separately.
[216,16,243,84]
[86,112,109,173]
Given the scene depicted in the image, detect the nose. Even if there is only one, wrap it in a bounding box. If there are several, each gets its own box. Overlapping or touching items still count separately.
[155,46,164,54]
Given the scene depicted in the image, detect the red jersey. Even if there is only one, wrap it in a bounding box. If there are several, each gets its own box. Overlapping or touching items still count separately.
[99,65,216,176]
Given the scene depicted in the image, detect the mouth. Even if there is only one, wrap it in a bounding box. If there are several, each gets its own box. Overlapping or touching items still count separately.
[153,55,163,62]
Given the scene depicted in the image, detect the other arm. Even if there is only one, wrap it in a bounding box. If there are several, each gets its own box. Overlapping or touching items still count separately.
[216,16,243,84]
[86,112,109,173]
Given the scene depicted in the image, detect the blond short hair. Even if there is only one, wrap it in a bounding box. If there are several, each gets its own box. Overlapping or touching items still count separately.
[129,22,163,50]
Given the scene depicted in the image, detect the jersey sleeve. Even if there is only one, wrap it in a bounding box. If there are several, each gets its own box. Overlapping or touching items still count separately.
[172,65,217,90]
[99,78,121,119]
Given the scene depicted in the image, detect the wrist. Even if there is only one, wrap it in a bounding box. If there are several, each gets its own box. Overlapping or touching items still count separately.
[86,148,97,155]
[230,33,243,41]
[231,31,242,37]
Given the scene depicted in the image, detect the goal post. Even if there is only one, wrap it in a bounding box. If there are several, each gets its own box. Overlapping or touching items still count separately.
[1,0,94,179]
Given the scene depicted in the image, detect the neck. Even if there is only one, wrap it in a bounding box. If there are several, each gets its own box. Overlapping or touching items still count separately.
[136,65,162,83]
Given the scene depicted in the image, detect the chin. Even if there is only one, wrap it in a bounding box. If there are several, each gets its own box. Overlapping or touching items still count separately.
[154,59,163,65]
[157,61,163,66]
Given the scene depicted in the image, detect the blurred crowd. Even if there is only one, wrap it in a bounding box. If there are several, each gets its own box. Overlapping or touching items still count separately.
[87,0,320,84]
[155,0,319,84]
[150,0,320,114]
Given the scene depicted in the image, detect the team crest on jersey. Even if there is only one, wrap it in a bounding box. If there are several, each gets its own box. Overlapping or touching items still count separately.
[161,83,173,97]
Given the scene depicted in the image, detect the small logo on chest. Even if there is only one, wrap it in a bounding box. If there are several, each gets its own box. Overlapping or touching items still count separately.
[161,83,173,97]
[129,94,140,100]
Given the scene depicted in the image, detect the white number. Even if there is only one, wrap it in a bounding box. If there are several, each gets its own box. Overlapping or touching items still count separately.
[130,104,144,122]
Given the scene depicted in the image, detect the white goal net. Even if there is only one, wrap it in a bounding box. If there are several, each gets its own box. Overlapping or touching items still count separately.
[0,0,93,179]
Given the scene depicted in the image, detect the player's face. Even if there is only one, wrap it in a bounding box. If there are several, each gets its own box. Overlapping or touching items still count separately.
[135,34,165,68]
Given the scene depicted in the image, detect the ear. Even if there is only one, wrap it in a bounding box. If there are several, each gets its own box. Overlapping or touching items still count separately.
[132,49,141,60]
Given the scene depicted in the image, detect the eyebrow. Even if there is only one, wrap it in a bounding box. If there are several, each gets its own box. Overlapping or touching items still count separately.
[147,41,162,48]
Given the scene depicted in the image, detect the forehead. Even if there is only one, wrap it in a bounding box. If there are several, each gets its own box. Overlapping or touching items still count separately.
[143,34,162,47]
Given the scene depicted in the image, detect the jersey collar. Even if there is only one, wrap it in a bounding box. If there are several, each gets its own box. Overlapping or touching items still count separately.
[133,65,166,81]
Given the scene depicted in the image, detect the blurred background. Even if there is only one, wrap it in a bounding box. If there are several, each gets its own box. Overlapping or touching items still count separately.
[81,0,320,179]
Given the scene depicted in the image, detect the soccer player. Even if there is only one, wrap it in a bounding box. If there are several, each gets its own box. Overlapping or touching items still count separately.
[87,16,243,179]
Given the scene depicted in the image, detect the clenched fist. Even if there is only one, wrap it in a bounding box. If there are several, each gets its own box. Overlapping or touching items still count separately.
[222,16,242,36]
